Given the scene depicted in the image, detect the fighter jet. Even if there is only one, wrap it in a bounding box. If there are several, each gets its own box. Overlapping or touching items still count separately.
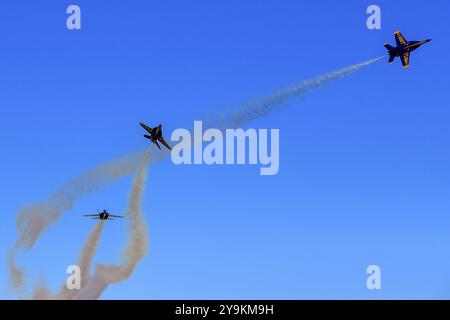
[139,122,172,151]
[384,31,431,68]
[83,209,124,220]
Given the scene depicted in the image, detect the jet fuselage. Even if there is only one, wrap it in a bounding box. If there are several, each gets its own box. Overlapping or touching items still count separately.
[99,210,109,220]
[389,39,431,57]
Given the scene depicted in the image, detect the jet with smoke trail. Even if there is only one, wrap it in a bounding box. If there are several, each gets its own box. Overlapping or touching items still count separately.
[8,149,152,289]
[75,154,150,299]
[8,57,382,297]
[32,154,149,300]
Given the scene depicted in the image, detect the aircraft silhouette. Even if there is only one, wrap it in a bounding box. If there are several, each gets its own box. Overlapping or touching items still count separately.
[384,31,431,68]
[140,122,172,151]
[83,209,124,220]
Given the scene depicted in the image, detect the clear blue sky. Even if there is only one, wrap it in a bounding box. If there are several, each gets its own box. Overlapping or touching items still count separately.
[1,0,450,299]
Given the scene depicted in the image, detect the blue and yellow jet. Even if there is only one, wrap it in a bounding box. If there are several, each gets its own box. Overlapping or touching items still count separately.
[384,31,431,68]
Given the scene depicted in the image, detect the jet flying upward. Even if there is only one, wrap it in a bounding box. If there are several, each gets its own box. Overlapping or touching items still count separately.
[139,122,172,151]
[83,209,124,220]
[384,31,431,68]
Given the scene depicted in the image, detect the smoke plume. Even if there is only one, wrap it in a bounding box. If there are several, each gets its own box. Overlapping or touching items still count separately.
[75,153,150,299]
[8,149,149,288]
[54,221,105,300]
[8,57,381,298]
[209,56,384,130]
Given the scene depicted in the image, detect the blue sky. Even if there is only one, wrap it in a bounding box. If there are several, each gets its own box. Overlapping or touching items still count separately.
[1,0,450,299]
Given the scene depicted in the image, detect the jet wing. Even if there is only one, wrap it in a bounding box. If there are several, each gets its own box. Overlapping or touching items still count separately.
[400,52,410,68]
[394,31,408,47]
[83,214,99,217]
[109,214,124,218]
[158,137,172,151]
[140,122,154,134]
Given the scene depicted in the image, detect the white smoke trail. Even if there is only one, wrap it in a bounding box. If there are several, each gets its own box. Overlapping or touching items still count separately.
[54,221,105,300]
[209,56,384,130]
[9,57,381,297]
[26,221,105,300]
[75,154,150,299]
[31,283,51,300]
[8,149,149,288]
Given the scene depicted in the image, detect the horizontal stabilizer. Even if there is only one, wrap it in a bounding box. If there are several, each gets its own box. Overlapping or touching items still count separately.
[384,43,394,52]
[388,54,395,64]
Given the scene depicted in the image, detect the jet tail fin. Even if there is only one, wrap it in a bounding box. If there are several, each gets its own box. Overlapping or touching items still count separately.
[144,134,152,140]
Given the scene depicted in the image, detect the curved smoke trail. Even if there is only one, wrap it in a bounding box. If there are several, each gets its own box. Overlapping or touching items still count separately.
[31,153,148,300]
[8,150,149,288]
[75,154,150,299]
[8,57,381,297]
[55,220,105,300]
[28,221,105,300]
[32,152,150,300]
